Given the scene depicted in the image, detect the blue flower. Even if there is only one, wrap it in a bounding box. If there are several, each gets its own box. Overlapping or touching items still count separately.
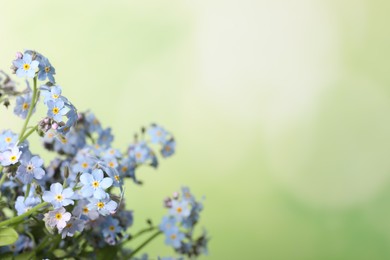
[13,53,39,78]
[161,139,176,158]
[43,182,74,208]
[47,99,68,122]
[0,130,18,152]
[60,217,85,239]
[72,154,95,174]
[41,85,62,104]
[97,128,114,147]
[159,216,177,233]
[7,235,34,254]
[15,195,41,215]
[85,112,102,133]
[117,210,134,229]
[101,216,122,238]
[147,124,169,144]
[169,200,191,221]
[118,157,136,180]
[128,141,153,164]
[80,169,113,199]
[87,197,117,216]
[38,56,56,83]
[164,226,184,249]
[43,207,72,231]
[72,199,99,220]
[57,103,78,134]
[16,155,45,184]
[14,94,34,119]
[0,146,22,166]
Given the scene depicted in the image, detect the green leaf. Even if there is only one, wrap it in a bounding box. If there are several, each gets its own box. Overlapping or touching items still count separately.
[53,249,67,258]
[15,252,35,260]
[0,227,18,246]
[0,200,7,210]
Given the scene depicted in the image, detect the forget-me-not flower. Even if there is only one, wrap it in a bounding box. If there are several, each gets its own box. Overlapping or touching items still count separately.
[41,85,62,104]
[169,200,191,221]
[60,217,85,239]
[47,99,69,122]
[0,146,22,166]
[0,130,18,152]
[13,53,39,78]
[43,182,74,208]
[164,226,184,249]
[15,195,41,216]
[161,139,176,158]
[43,207,71,231]
[72,199,99,220]
[16,155,45,184]
[38,56,56,83]
[87,197,117,216]
[80,169,113,199]
[14,94,34,119]
[147,124,169,144]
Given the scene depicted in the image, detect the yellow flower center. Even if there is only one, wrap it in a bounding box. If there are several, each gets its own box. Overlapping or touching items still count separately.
[22,103,29,110]
[44,66,51,73]
[108,162,115,168]
[121,166,128,173]
[52,107,59,115]
[114,175,120,182]
[97,202,104,209]
[10,155,17,162]
[66,223,73,228]
[82,207,89,213]
[156,131,162,136]
[52,94,59,99]
[176,207,182,213]
[82,162,88,168]
[92,181,99,188]
[109,225,115,231]
[23,63,30,71]
[55,213,62,220]
[5,137,11,143]
[135,152,141,159]
[165,146,171,152]
[55,194,63,202]
[60,136,67,144]
[170,234,177,240]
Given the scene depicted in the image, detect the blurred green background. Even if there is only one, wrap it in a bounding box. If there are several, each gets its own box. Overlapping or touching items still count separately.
[2,0,390,259]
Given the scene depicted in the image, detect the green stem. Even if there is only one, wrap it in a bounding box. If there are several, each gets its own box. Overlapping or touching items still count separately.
[26,235,51,259]
[0,167,5,187]
[19,76,38,141]
[128,230,162,258]
[121,226,156,246]
[0,167,6,198]
[19,125,38,144]
[24,183,31,201]
[0,202,48,228]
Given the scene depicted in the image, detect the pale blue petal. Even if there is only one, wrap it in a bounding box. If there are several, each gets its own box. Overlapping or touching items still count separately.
[51,183,63,194]
[100,177,113,189]
[42,191,54,202]
[92,169,103,181]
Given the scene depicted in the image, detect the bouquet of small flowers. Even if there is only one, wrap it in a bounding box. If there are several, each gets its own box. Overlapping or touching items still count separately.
[0,50,209,259]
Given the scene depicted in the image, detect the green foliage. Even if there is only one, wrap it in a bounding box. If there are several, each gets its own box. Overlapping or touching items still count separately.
[0,227,18,246]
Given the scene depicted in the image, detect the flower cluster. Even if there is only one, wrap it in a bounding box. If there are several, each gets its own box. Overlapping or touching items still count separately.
[159,187,209,257]
[0,50,208,259]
